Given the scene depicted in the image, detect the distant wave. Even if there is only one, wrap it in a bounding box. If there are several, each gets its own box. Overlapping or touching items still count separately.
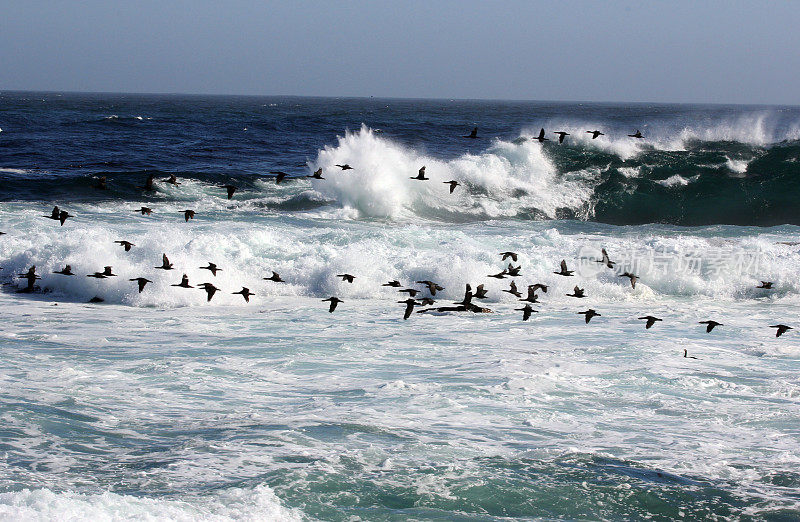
[304,125,800,225]
[3,121,800,226]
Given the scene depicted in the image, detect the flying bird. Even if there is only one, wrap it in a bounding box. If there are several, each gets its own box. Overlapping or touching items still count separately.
[135,207,153,215]
[53,265,74,276]
[473,284,488,299]
[620,272,638,289]
[533,128,549,143]
[264,271,284,282]
[756,281,773,289]
[171,274,193,288]
[335,164,353,170]
[683,349,698,359]
[307,168,324,179]
[443,180,460,193]
[553,131,570,144]
[337,274,356,283]
[182,210,195,222]
[382,280,402,287]
[699,320,723,333]
[770,324,793,337]
[199,262,221,276]
[597,248,615,268]
[417,280,444,295]
[502,280,522,298]
[578,309,601,323]
[519,285,540,303]
[566,286,586,298]
[130,277,152,293]
[233,287,255,302]
[554,259,574,276]
[638,315,662,329]
[323,296,342,312]
[398,298,417,320]
[44,206,72,226]
[17,266,40,291]
[586,130,604,139]
[628,130,644,139]
[499,252,518,262]
[516,304,536,321]
[155,254,174,270]
[410,166,429,180]
[115,240,135,252]
[197,283,219,302]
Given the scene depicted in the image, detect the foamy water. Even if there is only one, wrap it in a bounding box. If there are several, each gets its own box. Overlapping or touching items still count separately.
[1,93,799,519]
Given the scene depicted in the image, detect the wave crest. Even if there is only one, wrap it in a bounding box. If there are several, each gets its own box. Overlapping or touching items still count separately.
[308,126,594,220]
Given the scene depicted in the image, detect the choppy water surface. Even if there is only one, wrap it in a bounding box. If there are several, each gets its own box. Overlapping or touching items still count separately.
[0,93,799,520]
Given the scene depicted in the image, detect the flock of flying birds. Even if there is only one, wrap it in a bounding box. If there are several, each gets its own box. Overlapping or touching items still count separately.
[0,127,795,347]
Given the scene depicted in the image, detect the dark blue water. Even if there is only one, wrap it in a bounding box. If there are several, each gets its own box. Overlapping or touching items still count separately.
[2,91,800,225]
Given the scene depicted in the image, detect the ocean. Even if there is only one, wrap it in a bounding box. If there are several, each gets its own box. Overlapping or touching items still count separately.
[1,92,799,520]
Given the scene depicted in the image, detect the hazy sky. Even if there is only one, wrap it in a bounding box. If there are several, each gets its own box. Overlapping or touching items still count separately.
[2,1,799,104]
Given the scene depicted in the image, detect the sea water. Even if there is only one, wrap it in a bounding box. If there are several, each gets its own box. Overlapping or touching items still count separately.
[0,93,799,520]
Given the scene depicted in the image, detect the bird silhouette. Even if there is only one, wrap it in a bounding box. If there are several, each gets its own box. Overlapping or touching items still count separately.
[578,309,601,323]
[554,259,574,276]
[155,254,174,270]
[638,316,662,329]
[130,277,152,293]
[770,324,793,337]
[516,304,536,321]
[699,320,722,333]
[323,297,342,312]
[553,131,570,144]
[233,287,255,302]
[410,166,429,180]
[443,180,460,193]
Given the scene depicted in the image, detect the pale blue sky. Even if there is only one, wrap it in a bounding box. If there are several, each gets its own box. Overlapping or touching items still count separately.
[2,1,799,104]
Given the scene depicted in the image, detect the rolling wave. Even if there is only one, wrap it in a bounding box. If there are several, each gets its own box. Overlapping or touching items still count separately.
[2,121,800,225]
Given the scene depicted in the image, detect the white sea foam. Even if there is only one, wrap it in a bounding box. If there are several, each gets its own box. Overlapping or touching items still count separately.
[725,156,750,175]
[0,485,301,521]
[308,125,594,220]
[2,204,798,307]
[534,110,800,156]
[656,174,698,187]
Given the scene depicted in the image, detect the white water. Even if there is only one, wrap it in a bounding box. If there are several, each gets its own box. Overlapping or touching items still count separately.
[1,283,798,519]
[307,126,595,220]
[0,486,300,521]
[2,205,800,307]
